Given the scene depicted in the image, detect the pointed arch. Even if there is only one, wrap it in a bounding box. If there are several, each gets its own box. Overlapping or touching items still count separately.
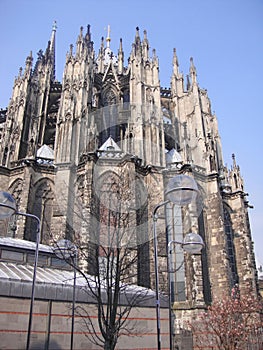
[25,178,54,244]
[0,179,24,239]
[198,209,212,304]
[223,203,238,287]
[102,85,118,106]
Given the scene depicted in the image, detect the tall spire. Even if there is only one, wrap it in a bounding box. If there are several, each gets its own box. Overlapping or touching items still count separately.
[172,48,179,77]
[49,20,57,81]
[118,38,124,74]
[133,26,141,57]
[189,56,197,85]
[85,24,91,43]
[142,30,149,60]
[84,24,94,54]
[106,25,111,48]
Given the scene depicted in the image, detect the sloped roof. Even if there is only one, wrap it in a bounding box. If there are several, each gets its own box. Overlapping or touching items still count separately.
[0,237,164,305]
[99,136,121,151]
[37,144,54,159]
[166,148,182,164]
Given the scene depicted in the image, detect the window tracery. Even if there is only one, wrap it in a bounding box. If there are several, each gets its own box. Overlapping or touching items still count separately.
[224,206,238,286]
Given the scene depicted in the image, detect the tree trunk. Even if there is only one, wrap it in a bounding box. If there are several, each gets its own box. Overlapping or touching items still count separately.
[104,337,117,350]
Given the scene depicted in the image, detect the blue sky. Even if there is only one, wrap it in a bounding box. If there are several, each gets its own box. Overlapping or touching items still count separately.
[0,0,262,265]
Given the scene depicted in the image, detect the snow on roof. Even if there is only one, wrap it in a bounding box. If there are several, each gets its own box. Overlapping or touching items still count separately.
[166,148,182,164]
[0,237,53,253]
[0,237,156,296]
[99,136,121,151]
[37,144,54,160]
[0,260,89,287]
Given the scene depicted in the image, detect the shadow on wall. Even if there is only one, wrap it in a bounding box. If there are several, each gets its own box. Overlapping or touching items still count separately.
[29,340,62,350]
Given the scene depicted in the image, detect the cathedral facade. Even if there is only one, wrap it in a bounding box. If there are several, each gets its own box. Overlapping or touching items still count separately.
[0,22,259,337]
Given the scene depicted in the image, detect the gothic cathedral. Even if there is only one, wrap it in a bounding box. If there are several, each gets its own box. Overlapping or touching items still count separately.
[0,23,259,313]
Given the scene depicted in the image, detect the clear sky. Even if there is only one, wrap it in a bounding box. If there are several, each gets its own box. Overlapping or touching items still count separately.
[0,0,262,266]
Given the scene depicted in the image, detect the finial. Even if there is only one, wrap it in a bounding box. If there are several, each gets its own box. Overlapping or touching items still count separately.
[100,36,104,50]
[52,20,57,31]
[190,56,197,82]
[85,24,92,45]
[173,48,179,66]
[136,26,140,36]
[232,153,236,167]
[119,38,123,51]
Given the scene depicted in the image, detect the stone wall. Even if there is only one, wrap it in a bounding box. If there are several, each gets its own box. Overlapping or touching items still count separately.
[0,293,169,350]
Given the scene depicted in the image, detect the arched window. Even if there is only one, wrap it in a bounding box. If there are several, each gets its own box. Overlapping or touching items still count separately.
[88,170,150,287]
[234,174,238,189]
[4,179,23,239]
[224,206,238,286]
[198,210,212,304]
[103,88,117,106]
[135,177,150,288]
[25,180,54,244]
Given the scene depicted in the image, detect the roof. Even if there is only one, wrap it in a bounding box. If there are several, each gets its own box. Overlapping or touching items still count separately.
[37,144,54,160]
[0,260,161,306]
[0,237,165,306]
[99,136,121,151]
[0,261,84,286]
[0,236,53,253]
[166,148,182,164]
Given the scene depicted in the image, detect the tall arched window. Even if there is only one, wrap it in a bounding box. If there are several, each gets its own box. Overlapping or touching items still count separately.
[198,211,212,304]
[135,177,150,288]
[25,180,54,244]
[4,179,23,239]
[223,206,238,286]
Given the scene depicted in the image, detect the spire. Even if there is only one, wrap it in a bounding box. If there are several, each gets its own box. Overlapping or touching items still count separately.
[118,38,124,74]
[78,26,84,42]
[106,25,111,49]
[232,153,237,168]
[85,24,91,43]
[76,26,84,57]
[134,26,141,57]
[135,26,140,44]
[49,20,57,81]
[172,48,180,77]
[118,37,123,52]
[135,26,140,39]
[189,57,197,84]
[142,30,149,60]
[152,48,158,65]
[85,24,93,52]
[101,26,117,67]
[100,36,105,51]
[97,36,105,73]
[24,51,33,78]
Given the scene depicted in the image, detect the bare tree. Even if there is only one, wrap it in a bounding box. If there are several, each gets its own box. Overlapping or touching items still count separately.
[53,165,154,350]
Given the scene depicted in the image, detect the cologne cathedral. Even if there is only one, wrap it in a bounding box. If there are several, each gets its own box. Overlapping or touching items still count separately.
[0,22,259,347]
